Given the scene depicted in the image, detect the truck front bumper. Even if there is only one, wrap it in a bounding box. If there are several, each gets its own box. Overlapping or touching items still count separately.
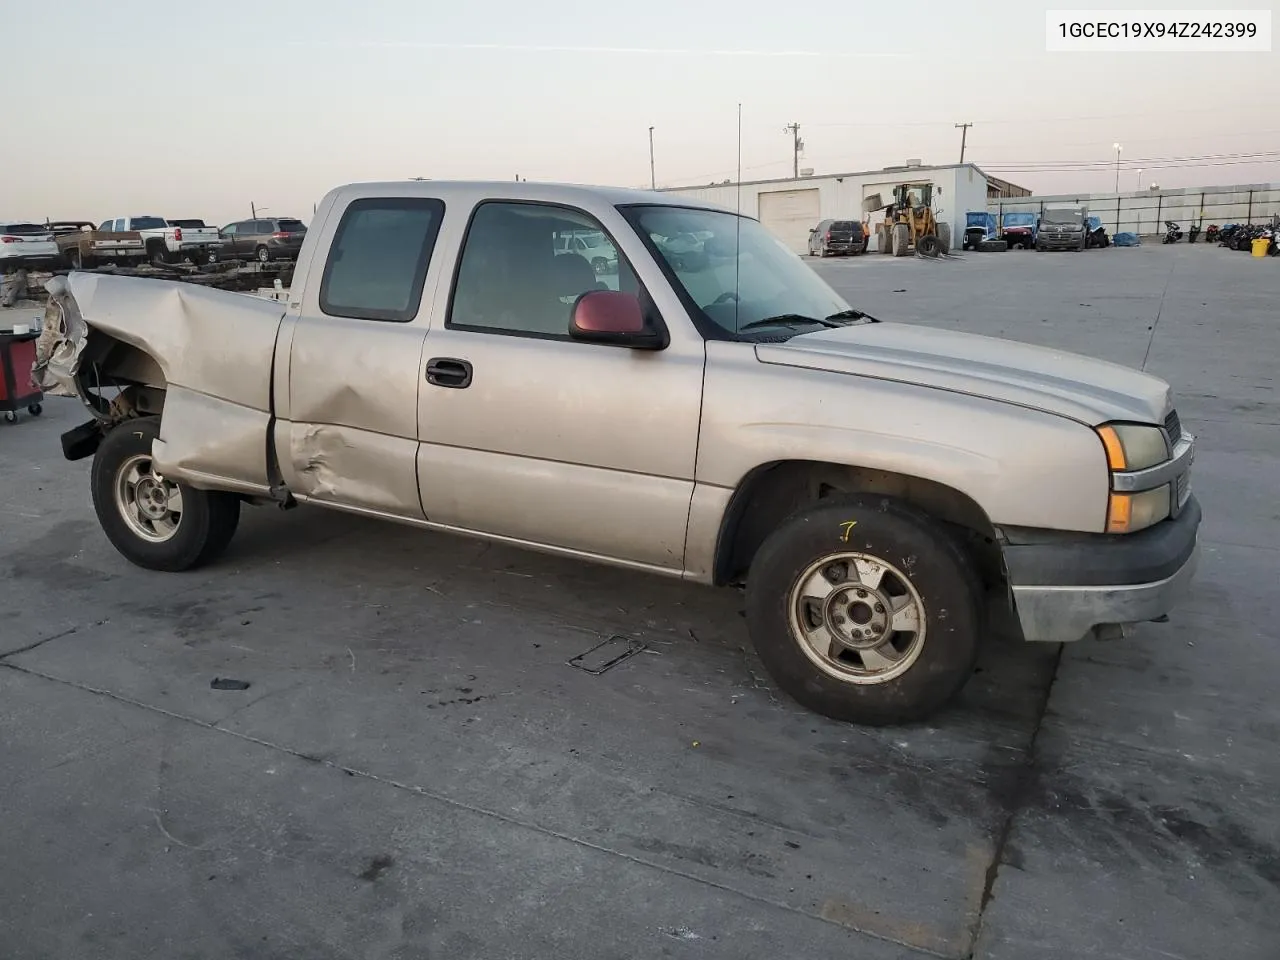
[1038,233,1084,249]
[1002,496,1201,643]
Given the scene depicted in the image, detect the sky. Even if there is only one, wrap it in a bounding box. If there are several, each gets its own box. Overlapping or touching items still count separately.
[8,0,1278,225]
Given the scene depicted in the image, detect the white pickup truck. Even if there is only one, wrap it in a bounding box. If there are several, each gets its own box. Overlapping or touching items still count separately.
[36,180,1200,725]
[99,216,225,266]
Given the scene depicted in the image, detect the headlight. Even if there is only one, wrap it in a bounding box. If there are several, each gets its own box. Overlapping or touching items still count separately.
[1095,423,1169,471]
[1106,485,1172,534]
[1096,423,1173,533]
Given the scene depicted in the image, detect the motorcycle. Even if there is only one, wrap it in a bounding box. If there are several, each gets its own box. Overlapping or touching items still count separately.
[1204,224,1220,244]
[1187,223,1201,244]
[1163,220,1184,244]
[1218,224,1241,247]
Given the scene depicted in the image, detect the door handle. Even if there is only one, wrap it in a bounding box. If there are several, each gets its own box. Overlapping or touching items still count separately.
[425,357,473,389]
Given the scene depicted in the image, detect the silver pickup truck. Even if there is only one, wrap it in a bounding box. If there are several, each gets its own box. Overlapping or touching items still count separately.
[35,181,1199,725]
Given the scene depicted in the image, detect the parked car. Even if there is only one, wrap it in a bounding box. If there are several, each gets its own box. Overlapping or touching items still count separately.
[808,219,867,257]
[555,229,618,274]
[95,216,224,266]
[56,222,148,269]
[1037,205,1089,251]
[652,231,710,271]
[37,181,1199,727]
[219,218,308,263]
[1000,212,1038,249]
[963,212,998,250]
[0,222,59,270]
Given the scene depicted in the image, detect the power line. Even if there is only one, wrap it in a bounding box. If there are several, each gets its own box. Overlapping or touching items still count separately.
[979,157,1280,174]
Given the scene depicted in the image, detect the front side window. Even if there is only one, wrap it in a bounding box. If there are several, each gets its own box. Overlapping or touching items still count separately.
[222,223,238,235]
[319,197,443,322]
[448,201,632,339]
[622,204,852,340]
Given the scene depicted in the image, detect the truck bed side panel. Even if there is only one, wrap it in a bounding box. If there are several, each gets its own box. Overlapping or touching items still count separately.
[64,272,284,490]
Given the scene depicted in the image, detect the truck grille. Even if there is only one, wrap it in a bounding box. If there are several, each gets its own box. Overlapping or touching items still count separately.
[1164,409,1182,445]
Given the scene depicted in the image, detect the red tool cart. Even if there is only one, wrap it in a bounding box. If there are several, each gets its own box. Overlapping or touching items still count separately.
[0,328,44,423]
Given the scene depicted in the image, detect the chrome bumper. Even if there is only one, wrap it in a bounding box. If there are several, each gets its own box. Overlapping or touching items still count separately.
[1012,539,1199,643]
[1002,495,1201,643]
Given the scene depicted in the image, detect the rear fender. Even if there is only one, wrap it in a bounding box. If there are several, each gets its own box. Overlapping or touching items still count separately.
[38,273,285,493]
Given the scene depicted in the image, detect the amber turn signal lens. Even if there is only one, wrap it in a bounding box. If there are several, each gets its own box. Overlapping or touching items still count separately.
[1096,425,1128,471]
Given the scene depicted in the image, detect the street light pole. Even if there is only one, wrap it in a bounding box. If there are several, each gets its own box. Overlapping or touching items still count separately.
[648,126,655,190]
[1135,168,1144,189]
[1112,142,1122,192]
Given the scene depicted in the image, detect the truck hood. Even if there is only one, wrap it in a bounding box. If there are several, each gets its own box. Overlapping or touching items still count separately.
[754,322,1171,425]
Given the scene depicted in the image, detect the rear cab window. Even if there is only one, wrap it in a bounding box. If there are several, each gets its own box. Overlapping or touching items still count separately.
[130,217,168,230]
[319,197,444,322]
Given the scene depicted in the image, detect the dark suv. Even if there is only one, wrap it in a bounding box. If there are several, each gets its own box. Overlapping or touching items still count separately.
[808,219,867,257]
[219,218,307,262]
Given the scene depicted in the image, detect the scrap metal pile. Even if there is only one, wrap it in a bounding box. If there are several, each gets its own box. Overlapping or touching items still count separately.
[2,259,294,308]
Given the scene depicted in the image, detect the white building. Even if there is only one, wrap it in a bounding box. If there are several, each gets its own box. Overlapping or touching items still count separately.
[662,162,1003,254]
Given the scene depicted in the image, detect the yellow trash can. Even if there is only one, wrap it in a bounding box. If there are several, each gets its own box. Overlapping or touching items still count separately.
[1252,237,1270,257]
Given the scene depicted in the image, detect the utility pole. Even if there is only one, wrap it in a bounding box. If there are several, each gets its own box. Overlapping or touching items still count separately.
[250,201,256,218]
[782,123,802,178]
[954,122,973,163]
[648,126,656,190]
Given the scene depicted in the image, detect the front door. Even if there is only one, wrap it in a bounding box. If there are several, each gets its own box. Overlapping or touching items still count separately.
[277,195,447,519]
[415,199,704,572]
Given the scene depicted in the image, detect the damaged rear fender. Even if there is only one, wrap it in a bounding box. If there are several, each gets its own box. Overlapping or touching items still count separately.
[37,273,286,493]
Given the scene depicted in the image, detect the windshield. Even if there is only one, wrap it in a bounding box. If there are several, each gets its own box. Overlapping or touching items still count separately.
[1044,209,1083,225]
[1003,213,1035,227]
[622,204,851,339]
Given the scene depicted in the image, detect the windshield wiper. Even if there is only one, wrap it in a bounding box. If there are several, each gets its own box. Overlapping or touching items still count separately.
[738,309,880,333]
[738,313,840,332]
[825,308,881,324]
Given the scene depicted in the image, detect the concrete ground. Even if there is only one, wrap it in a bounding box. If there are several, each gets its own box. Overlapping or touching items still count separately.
[2,243,1276,960]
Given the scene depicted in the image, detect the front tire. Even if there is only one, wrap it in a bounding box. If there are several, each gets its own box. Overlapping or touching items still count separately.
[90,418,241,572]
[744,496,982,725]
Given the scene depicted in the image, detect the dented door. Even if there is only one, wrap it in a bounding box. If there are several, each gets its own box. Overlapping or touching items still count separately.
[275,193,448,519]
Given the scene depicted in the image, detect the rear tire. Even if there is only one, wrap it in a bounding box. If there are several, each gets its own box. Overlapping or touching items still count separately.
[936,222,951,255]
[256,245,271,264]
[745,496,982,725]
[90,418,241,572]
[148,242,170,267]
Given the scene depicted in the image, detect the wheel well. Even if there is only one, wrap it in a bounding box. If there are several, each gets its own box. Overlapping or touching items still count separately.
[712,461,1004,590]
[76,333,167,419]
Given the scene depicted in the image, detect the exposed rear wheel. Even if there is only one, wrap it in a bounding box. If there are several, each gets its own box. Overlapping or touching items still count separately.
[744,496,982,725]
[91,418,241,572]
[256,245,271,263]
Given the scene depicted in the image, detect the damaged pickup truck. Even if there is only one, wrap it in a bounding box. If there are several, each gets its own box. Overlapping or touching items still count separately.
[35,181,1200,725]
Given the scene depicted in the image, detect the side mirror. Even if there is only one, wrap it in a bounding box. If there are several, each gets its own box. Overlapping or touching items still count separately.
[569,290,666,350]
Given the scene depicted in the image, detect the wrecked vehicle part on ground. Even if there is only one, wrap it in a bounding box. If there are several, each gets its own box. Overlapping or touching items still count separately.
[40,180,1201,727]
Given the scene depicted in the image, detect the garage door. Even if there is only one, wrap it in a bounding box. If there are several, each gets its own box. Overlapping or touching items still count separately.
[758,188,821,254]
